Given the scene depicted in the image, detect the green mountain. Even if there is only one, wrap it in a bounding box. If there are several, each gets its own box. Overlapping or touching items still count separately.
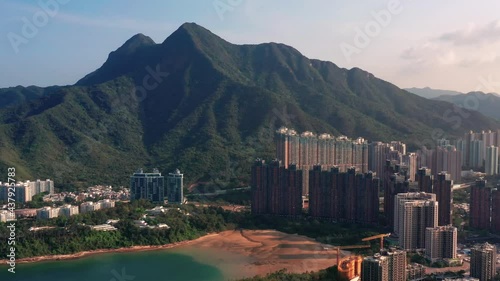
[404,87,463,99]
[1,22,499,189]
[0,85,57,109]
[433,92,500,120]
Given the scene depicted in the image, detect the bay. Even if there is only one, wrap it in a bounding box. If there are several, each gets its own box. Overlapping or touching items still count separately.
[0,249,227,281]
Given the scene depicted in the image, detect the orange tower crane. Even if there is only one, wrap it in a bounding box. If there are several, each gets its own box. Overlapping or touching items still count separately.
[361,233,391,252]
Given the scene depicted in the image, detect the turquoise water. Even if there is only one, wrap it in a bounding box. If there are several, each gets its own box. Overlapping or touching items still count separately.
[0,250,225,281]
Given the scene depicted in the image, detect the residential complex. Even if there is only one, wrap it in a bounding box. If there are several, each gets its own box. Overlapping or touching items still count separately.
[251,159,303,216]
[470,178,491,229]
[470,243,497,281]
[130,168,165,203]
[362,254,389,281]
[167,169,184,204]
[0,179,54,203]
[80,200,115,213]
[485,145,499,175]
[433,172,453,226]
[425,226,457,262]
[394,193,438,250]
[308,165,379,224]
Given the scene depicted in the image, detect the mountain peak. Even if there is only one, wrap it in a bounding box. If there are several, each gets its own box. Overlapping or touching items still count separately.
[115,33,155,56]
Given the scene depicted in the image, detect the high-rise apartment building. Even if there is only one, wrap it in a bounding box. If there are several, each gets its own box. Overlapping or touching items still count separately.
[385,163,410,229]
[491,189,500,233]
[0,179,54,203]
[434,172,453,226]
[275,127,370,195]
[470,179,492,230]
[167,169,184,204]
[130,168,165,203]
[425,226,457,262]
[362,254,389,281]
[251,159,303,216]
[416,168,433,193]
[485,146,499,175]
[470,139,485,169]
[309,165,339,220]
[309,165,378,224]
[402,153,418,182]
[395,193,438,250]
[380,249,407,281]
[470,243,497,281]
[251,159,268,215]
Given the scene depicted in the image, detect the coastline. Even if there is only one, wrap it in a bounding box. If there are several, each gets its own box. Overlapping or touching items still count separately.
[0,232,219,265]
[1,229,342,280]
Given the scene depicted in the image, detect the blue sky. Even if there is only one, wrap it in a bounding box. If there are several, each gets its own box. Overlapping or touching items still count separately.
[1,0,500,93]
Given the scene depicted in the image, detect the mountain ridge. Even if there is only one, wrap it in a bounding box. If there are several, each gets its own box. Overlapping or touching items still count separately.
[1,22,499,189]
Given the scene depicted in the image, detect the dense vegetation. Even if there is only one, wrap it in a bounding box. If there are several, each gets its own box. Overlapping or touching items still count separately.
[0,200,232,258]
[1,22,499,189]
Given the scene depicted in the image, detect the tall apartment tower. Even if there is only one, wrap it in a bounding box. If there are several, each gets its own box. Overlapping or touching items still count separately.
[425,226,458,262]
[251,159,268,214]
[434,172,453,226]
[362,254,389,281]
[491,189,500,233]
[309,167,379,224]
[416,168,433,193]
[251,159,303,216]
[385,165,410,229]
[470,139,485,169]
[470,179,492,230]
[402,153,418,182]
[130,168,165,203]
[395,193,438,251]
[380,249,407,281]
[485,146,499,175]
[167,169,184,204]
[470,243,497,281]
[309,165,339,220]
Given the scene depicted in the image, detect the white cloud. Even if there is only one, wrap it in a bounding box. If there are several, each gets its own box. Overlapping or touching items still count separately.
[437,20,500,46]
[401,21,500,68]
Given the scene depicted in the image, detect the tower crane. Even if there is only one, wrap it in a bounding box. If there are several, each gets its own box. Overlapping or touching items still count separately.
[361,233,391,252]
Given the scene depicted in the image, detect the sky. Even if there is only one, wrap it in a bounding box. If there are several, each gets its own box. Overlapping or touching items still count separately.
[1,0,500,93]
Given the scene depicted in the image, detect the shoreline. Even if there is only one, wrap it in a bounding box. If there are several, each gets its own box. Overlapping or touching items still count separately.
[0,232,219,265]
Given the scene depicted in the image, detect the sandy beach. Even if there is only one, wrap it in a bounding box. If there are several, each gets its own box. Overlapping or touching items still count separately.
[1,229,342,279]
[171,229,342,279]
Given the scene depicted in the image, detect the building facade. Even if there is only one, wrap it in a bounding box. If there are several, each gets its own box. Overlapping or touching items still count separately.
[485,146,499,175]
[251,159,303,216]
[470,243,497,281]
[425,226,457,261]
[308,166,379,224]
[167,169,184,204]
[433,172,453,226]
[130,168,165,203]
[470,179,492,230]
[362,254,389,281]
[395,193,438,250]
